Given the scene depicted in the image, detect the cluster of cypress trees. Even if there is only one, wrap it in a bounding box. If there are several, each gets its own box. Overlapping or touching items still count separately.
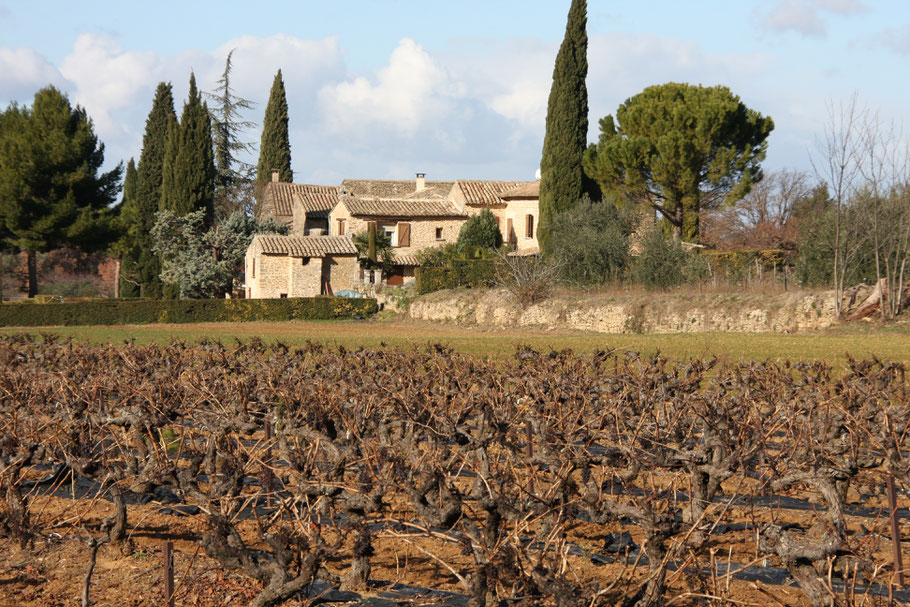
[119,67,292,298]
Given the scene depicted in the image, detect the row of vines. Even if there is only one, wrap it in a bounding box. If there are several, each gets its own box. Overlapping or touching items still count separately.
[0,335,908,606]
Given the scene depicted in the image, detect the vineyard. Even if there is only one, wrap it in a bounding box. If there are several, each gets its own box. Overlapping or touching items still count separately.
[1,335,909,607]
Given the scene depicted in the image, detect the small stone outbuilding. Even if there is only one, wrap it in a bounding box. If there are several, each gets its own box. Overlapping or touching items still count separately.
[245,234,359,299]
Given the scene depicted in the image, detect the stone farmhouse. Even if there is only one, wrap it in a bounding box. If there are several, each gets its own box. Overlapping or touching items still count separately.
[244,171,540,298]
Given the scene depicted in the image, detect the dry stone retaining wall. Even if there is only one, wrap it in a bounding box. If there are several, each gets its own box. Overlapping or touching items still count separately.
[407,288,838,333]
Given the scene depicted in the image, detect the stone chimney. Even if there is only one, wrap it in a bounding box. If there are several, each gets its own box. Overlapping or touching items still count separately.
[416,172,426,193]
[271,169,280,183]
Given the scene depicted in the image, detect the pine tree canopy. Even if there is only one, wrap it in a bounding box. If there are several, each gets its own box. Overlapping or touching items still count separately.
[0,87,121,252]
[537,0,589,256]
[256,69,293,187]
[583,82,774,243]
[0,86,122,295]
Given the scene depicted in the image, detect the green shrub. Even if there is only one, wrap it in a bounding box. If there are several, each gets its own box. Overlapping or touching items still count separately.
[415,243,459,267]
[0,296,378,327]
[415,260,501,294]
[548,197,631,285]
[630,227,688,290]
[457,209,502,254]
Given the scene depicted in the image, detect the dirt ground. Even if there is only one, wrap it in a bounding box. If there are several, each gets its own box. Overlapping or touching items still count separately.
[1,474,904,607]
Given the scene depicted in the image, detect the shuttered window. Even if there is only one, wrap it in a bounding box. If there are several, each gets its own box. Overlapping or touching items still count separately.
[398,222,411,247]
[337,219,345,235]
[526,214,534,238]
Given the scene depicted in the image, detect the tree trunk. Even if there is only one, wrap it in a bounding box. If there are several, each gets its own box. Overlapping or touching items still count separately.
[681,194,699,243]
[113,257,121,299]
[27,250,38,298]
[673,202,683,240]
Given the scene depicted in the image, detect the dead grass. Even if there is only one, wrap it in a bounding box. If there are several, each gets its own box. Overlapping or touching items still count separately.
[1,318,907,369]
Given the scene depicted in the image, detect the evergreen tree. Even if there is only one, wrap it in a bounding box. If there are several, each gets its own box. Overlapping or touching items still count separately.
[131,82,176,298]
[206,50,256,200]
[457,209,503,256]
[122,158,139,205]
[159,113,179,213]
[0,87,121,297]
[583,83,774,243]
[169,73,216,224]
[151,209,287,299]
[112,158,139,297]
[256,69,293,189]
[537,0,589,256]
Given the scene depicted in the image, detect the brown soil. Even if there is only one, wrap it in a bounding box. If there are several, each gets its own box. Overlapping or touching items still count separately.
[1,473,902,607]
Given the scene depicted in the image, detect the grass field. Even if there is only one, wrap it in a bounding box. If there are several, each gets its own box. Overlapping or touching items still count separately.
[2,318,908,368]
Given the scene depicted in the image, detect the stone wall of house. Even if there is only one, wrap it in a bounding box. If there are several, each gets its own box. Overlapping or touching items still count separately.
[323,255,359,294]
[396,218,463,257]
[503,199,539,251]
[329,205,464,261]
[328,204,357,237]
[288,255,323,297]
[246,252,294,299]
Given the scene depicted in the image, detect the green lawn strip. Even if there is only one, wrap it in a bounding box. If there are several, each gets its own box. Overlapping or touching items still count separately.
[1,321,907,369]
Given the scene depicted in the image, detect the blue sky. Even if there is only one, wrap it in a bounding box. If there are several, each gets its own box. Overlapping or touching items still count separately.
[1,0,908,184]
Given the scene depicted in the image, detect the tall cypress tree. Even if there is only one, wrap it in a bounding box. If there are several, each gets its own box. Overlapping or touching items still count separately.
[537,0,589,255]
[159,114,179,214]
[112,158,138,297]
[170,73,216,224]
[132,82,176,298]
[256,70,292,188]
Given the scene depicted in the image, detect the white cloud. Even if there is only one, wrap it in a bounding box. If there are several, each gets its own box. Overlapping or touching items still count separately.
[59,34,159,138]
[0,33,347,172]
[0,47,65,104]
[757,0,868,37]
[1,26,872,184]
[319,38,463,138]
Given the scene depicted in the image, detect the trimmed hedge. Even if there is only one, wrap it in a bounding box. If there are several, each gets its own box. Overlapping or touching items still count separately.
[416,259,501,294]
[0,296,378,327]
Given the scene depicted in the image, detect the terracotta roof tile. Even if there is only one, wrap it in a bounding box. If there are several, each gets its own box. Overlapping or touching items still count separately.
[343,198,467,218]
[295,187,338,218]
[259,182,339,217]
[341,179,454,200]
[392,254,421,267]
[254,234,357,257]
[456,180,530,205]
[499,180,540,199]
